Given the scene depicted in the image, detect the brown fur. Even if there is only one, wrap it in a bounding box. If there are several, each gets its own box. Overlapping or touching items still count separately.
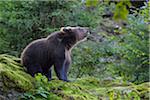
[21,26,89,81]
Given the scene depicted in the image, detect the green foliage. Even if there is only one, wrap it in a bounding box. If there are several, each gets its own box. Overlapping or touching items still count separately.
[69,2,149,84]
[106,6,148,84]
[34,73,49,89]
[113,1,131,20]
[109,6,149,84]
[21,74,61,100]
[70,41,106,78]
[0,0,105,56]
[0,1,69,55]
[85,0,99,7]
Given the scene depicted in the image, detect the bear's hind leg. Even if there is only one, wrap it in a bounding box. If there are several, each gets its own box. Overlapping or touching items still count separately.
[26,64,43,77]
[43,68,52,81]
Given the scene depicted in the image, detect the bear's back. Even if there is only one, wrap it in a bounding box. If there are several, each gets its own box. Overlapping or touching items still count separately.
[21,38,50,65]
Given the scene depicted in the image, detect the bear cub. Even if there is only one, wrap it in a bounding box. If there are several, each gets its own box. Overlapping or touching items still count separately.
[21,26,89,81]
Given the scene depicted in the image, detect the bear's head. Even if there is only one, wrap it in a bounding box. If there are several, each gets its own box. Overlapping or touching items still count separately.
[60,26,89,40]
[60,26,90,49]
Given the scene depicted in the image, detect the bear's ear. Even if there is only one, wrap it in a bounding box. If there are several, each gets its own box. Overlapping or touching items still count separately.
[60,27,72,33]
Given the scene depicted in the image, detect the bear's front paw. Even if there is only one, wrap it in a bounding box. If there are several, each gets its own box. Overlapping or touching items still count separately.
[61,79,71,82]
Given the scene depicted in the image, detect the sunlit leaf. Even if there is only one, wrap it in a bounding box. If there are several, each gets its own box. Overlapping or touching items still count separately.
[85,0,99,7]
[113,1,131,20]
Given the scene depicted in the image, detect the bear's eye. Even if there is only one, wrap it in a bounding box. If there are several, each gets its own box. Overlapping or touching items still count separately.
[63,28,72,33]
[78,28,84,32]
[79,27,84,30]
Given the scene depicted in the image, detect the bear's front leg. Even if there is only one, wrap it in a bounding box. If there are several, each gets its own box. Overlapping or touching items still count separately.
[64,51,71,75]
[54,59,69,82]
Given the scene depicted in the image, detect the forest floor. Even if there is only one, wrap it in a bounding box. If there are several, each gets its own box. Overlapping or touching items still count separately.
[0,54,149,100]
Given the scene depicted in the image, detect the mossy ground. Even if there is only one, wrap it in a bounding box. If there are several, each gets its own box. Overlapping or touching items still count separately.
[0,54,34,92]
[0,54,149,100]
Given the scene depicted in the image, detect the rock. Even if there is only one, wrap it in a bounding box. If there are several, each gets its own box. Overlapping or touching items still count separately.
[0,95,7,100]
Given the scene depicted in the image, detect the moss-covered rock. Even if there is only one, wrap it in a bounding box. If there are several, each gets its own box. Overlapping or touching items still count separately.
[0,54,34,92]
[24,75,149,100]
[0,54,149,100]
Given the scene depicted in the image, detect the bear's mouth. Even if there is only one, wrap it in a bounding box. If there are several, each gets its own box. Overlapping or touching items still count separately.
[77,33,87,41]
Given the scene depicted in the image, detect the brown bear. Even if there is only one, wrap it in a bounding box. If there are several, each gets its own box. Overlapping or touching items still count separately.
[21,26,89,81]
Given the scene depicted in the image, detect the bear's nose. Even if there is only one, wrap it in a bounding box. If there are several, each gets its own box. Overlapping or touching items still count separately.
[84,27,91,35]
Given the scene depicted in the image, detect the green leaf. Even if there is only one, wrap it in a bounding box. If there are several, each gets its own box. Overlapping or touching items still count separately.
[85,0,99,7]
[113,1,131,20]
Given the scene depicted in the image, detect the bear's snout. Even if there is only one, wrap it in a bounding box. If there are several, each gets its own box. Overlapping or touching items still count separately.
[81,27,90,38]
[83,27,91,36]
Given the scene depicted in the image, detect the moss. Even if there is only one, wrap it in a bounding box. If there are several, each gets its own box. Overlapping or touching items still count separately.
[47,77,130,99]
[45,77,149,100]
[0,54,149,100]
[0,54,34,91]
[135,82,150,99]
